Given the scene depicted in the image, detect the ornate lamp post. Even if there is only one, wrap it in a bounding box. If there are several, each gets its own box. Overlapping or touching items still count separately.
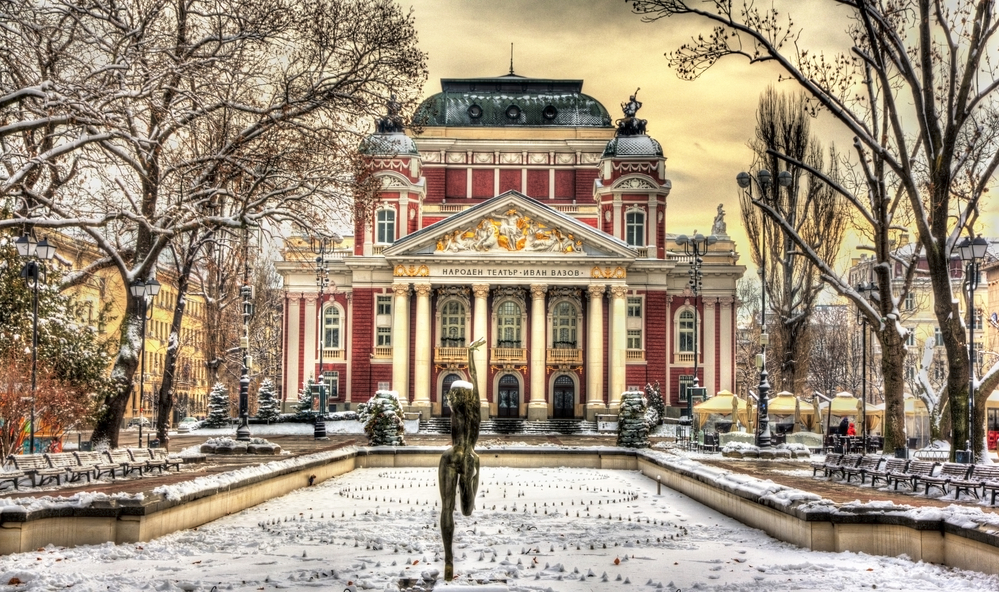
[128,276,161,448]
[736,168,792,448]
[675,232,717,434]
[856,280,878,452]
[311,233,341,440]
[236,276,254,442]
[958,234,988,462]
[15,234,56,454]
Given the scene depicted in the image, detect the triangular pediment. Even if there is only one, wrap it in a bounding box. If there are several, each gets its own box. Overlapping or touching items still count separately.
[383,191,636,260]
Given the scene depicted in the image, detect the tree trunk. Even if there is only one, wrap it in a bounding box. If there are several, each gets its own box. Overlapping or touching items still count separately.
[90,307,144,448]
[879,326,907,452]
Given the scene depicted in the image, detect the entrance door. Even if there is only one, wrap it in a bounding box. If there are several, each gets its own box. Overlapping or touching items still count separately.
[498,374,520,418]
[441,373,460,418]
[552,375,575,419]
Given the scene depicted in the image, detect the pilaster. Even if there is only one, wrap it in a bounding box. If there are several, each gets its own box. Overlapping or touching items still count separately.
[586,284,606,421]
[528,284,548,420]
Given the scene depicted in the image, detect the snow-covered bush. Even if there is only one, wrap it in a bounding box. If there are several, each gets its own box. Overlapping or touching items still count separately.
[255,379,281,423]
[359,390,405,446]
[617,390,649,449]
[202,383,230,428]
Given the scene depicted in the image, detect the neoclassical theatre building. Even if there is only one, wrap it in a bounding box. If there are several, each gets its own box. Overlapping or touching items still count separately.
[276,73,745,421]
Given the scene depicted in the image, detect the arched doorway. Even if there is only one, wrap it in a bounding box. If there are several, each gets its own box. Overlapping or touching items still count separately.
[497,374,520,418]
[553,375,575,419]
[441,373,460,418]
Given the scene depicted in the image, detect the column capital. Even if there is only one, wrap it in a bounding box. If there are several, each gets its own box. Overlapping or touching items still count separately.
[392,282,411,297]
[704,297,717,309]
[587,284,606,299]
[472,283,490,299]
[285,291,304,301]
[414,283,432,298]
[530,284,548,299]
[304,294,317,305]
[609,285,628,299]
[719,295,735,309]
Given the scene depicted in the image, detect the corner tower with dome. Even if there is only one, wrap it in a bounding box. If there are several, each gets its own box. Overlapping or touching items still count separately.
[276,72,744,424]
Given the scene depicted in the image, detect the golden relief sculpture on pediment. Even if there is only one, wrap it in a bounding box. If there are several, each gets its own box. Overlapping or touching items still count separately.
[435,209,584,254]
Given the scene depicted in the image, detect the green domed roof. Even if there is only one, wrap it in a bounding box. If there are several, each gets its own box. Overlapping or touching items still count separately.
[602,135,663,158]
[414,75,613,128]
[358,131,419,156]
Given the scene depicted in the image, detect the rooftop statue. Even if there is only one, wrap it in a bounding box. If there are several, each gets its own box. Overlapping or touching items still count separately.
[616,88,647,136]
[711,203,727,236]
[439,335,486,581]
[376,94,404,134]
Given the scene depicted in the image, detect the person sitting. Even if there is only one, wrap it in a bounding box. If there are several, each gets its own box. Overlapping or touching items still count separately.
[847,422,857,437]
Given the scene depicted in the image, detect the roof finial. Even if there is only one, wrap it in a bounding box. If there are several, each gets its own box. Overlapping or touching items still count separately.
[509,43,514,75]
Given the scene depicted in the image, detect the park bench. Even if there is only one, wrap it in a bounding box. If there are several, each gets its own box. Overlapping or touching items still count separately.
[128,448,167,473]
[73,451,120,480]
[0,461,25,490]
[886,460,938,491]
[103,449,144,477]
[843,455,884,484]
[869,458,909,488]
[827,454,864,480]
[916,462,972,496]
[6,454,64,487]
[949,464,999,501]
[149,448,183,471]
[810,453,843,478]
[44,452,92,483]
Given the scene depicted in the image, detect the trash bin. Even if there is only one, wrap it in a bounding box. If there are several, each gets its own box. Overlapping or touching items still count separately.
[894,447,909,459]
[79,441,92,452]
[954,450,971,464]
[148,438,160,449]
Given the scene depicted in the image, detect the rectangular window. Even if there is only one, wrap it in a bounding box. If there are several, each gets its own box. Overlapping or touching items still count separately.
[934,326,943,345]
[377,327,392,346]
[376,209,396,244]
[905,365,915,380]
[378,381,390,392]
[974,310,983,330]
[678,374,694,402]
[904,292,914,311]
[627,330,642,349]
[376,295,392,315]
[323,371,339,402]
[905,330,915,347]
[627,297,642,318]
[625,211,645,247]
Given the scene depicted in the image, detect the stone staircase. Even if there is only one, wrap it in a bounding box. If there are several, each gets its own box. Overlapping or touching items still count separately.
[418,417,598,435]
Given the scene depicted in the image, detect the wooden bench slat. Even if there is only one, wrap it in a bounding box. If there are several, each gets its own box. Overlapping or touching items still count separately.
[869,458,909,488]
[843,456,884,484]
[44,453,92,483]
[6,454,63,487]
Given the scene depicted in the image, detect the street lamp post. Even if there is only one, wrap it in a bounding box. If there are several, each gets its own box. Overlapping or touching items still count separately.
[676,232,718,438]
[128,276,161,448]
[236,279,253,442]
[311,234,341,440]
[958,234,988,463]
[856,280,878,453]
[15,234,56,454]
[736,168,792,448]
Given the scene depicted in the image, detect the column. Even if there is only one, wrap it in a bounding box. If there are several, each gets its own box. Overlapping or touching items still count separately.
[391,283,410,402]
[704,298,717,395]
[528,284,548,420]
[399,193,409,240]
[719,296,734,392]
[285,293,301,406]
[612,196,622,238]
[303,294,318,383]
[472,284,490,421]
[647,196,658,253]
[608,285,628,410]
[586,284,606,421]
[411,283,432,418]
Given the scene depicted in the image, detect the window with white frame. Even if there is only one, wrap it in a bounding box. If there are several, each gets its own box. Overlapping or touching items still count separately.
[904,291,914,311]
[551,301,578,348]
[376,209,396,244]
[322,371,339,401]
[625,210,645,247]
[496,301,522,348]
[627,296,643,350]
[679,309,695,352]
[377,327,392,346]
[376,295,392,315]
[905,330,914,347]
[678,374,694,402]
[376,294,392,346]
[934,326,943,345]
[974,309,983,330]
[440,300,466,347]
[905,365,915,381]
[323,306,341,349]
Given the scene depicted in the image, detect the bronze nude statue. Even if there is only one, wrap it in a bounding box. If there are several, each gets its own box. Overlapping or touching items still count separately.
[438,335,486,581]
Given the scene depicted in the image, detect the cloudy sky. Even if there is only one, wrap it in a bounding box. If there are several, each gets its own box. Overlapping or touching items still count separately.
[404,0,999,276]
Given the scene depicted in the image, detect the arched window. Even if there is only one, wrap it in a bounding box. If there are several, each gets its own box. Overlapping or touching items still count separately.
[441,373,460,418]
[679,309,695,353]
[552,301,577,348]
[441,300,466,347]
[625,210,645,247]
[496,301,522,348]
[323,306,341,349]
[376,209,396,244]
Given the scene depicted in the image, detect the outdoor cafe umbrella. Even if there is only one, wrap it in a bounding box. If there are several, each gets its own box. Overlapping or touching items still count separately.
[768,391,802,434]
[693,390,747,427]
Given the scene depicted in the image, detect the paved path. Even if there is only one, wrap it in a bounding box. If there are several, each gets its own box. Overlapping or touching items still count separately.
[7,434,995,514]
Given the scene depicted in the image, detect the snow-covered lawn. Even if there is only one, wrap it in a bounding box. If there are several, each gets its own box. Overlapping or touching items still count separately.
[0,465,996,591]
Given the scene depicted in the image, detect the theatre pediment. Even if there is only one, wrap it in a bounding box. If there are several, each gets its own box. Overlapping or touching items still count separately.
[383,191,636,260]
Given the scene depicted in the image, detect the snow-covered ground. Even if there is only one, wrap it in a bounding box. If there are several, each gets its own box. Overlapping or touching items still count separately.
[0,465,996,591]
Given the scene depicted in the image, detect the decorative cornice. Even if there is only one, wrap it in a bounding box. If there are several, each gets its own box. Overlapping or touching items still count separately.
[591,266,627,279]
[394,264,429,277]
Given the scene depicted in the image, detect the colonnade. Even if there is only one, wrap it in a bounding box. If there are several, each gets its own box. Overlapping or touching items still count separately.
[392,281,629,419]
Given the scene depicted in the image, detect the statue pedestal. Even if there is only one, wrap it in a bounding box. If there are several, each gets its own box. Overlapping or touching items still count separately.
[585,403,606,422]
[480,402,491,422]
[526,402,548,421]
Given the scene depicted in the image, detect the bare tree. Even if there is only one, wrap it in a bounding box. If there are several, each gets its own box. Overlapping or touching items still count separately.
[0,0,427,447]
[632,0,999,457]
[807,305,858,399]
[740,88,847,394]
